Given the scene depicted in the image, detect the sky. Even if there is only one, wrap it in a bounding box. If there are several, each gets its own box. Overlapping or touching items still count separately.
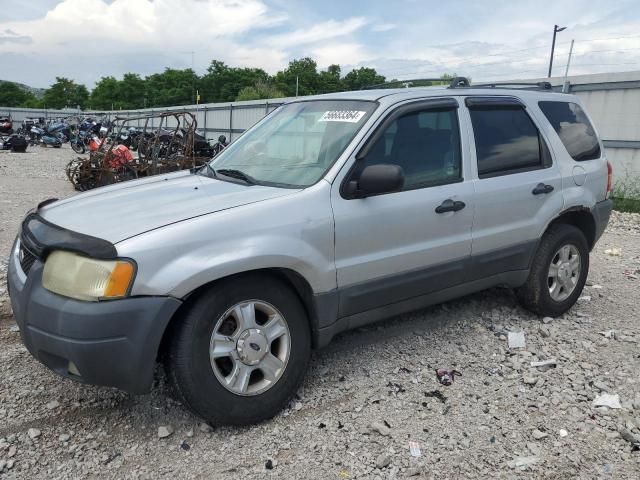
[0,0,639,89]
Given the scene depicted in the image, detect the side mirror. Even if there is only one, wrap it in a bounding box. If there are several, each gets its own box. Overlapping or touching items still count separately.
[346,164,404,198]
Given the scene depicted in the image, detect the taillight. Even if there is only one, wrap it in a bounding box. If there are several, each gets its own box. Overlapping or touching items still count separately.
[606,161,613,198]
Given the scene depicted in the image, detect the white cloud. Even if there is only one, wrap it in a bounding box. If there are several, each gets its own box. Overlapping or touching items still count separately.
[312,42,373,68]
[265,17,368,48]
[371,23,395,32]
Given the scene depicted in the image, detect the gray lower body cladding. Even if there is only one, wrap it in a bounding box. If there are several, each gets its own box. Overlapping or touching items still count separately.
[8,259,182,394]
[592,199,613,246]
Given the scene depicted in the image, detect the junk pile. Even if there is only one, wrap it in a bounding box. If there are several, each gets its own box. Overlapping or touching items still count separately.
[65,111,225,191]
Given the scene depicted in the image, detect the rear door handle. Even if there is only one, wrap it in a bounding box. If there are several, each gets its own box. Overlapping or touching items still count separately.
[532,183,554,195]
[435,199,466,214]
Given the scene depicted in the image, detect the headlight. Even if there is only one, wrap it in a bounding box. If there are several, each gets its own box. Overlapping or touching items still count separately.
[42,250,136,301]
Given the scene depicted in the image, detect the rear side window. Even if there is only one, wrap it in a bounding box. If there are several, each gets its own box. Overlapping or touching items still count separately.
[469,106,551,178]
[538,101,601,161]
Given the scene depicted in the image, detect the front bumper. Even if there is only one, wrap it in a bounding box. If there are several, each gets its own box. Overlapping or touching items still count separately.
[7,240,182,394]
[592,198,613,246]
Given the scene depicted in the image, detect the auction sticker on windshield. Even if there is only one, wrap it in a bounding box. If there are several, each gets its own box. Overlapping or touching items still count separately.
[319,111,367,123]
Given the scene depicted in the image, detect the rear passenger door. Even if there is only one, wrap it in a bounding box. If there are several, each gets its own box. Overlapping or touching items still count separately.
[464,96,564,279]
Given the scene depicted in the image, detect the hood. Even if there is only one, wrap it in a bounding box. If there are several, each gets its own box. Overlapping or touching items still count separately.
[40,171,298,243]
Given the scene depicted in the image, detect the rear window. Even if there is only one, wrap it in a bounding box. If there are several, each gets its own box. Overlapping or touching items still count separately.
[469,106,550,178]
[538,101,601,161]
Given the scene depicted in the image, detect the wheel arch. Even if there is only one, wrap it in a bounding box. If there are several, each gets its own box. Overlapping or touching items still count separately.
[544,206,596,250]
[157,268,325,363]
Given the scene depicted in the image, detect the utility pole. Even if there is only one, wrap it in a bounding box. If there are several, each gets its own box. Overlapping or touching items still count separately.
[190,50,195,105]
[295,76,299,97]
[562,39,575,93]
[548,24,567,78]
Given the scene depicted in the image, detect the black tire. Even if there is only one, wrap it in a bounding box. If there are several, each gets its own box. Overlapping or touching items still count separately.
[71,139,85,154]
[516,223,589,317]
[166,274,311,425]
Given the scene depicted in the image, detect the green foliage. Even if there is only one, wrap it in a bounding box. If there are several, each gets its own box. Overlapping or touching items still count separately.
[342,67,386,90]
[0,81,39,107]
[146,68,199,107]
[236,82,285,101]
[42,77,89,109]
[200,60,270,103]
[2,57,391,109]
[611,171,640,213]
[275,57,321,96]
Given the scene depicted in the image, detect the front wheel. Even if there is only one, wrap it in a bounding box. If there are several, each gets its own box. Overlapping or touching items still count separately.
[516,224,589,317]
[166,274,311,425]
[71,138,85,154]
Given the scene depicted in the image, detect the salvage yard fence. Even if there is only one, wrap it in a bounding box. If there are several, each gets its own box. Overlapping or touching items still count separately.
[0,98,292,143]
[3,71,640,178]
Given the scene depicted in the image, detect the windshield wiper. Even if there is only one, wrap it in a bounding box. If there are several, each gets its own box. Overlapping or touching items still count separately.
[216,168,257,185]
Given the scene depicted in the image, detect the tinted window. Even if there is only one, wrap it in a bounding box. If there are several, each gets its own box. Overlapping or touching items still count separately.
[539,101,601,161]
[469,107,548,178]
[357,108,462,190]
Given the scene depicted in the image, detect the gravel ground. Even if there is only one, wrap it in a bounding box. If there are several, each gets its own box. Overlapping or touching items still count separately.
[1,146,639,479]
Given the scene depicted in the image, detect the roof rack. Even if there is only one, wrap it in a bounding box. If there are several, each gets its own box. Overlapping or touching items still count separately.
[363,78,453,90]
[448,77,554,90]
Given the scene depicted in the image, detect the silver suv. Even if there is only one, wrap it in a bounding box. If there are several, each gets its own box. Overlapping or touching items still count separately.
[7,79,613,425]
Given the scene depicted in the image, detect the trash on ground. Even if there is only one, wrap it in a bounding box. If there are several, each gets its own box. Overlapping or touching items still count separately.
[530,359,557,371]
[623,269,638,280]
[604,248,621,256]
[507,456,540,469]
[599,330,616,339]
[408,440,422,457]
[435,368,461,386]
[592,393,622,409]
[508,331,526,349]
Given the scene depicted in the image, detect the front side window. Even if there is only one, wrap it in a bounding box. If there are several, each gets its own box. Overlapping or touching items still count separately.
[538,101,601,161]
[469,106,550,178]
[210,100,376,188]
[355,107,462,190]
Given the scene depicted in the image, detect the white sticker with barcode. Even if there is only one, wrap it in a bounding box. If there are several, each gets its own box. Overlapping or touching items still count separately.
[319,110,366,123]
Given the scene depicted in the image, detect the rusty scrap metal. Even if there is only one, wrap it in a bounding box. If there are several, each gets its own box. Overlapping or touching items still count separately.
[66,111,210,191]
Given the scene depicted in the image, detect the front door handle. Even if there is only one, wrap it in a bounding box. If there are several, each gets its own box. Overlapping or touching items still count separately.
[435,199,466,214]
[532,183,554,195]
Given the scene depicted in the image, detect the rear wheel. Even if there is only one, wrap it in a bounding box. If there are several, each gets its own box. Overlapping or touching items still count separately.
[167,274,311,425]
[516,224,589,317]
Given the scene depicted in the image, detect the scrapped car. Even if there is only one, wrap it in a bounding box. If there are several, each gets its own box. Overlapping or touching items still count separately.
[7,78,613,425]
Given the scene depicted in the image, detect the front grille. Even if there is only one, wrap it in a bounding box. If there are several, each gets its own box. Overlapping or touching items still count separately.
[19,243,37,275]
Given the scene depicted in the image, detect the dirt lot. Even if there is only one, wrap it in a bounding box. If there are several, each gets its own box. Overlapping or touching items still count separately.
[1,145,639,479]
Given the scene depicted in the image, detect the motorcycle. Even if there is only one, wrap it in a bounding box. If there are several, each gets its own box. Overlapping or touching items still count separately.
[0,134,28,152]
[29,125,63,148]
[0,116,13,135]
[211,135,228,157]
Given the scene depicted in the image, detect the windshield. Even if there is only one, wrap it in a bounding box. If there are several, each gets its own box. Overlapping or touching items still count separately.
[210,100,377,187]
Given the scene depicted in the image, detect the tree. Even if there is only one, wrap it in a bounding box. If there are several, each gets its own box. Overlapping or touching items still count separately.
[0,81,38,107]
[119,73,146,109]
[274,57,321,96]
[90,76,120,110]
[42,77,89,109]
[342,67,385,90]
[146,68,198,107]
[318,64,343,93]
[236,81,285,101]
[200,60,270,103]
